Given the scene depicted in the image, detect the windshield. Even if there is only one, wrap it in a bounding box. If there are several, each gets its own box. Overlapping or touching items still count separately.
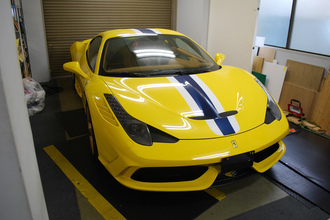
[99,34,219,77]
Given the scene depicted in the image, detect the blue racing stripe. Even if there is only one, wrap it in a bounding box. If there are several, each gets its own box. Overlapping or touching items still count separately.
[214,118,235,135]
[138,29,157,34]
[174,75,236,135]
[185,83,219,118]
[174,76,218,118]
[180,75,216,109]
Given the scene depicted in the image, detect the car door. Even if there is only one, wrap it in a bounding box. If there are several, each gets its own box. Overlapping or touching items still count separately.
[77,36,102,106]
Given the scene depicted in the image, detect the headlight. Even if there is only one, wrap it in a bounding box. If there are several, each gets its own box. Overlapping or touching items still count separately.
[255,79,282,124]
[104,94,152,146]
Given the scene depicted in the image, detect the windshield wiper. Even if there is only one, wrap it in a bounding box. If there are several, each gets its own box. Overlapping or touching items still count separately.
[152,69,209,76]
[103,72,150,77]
[174,70,195,75]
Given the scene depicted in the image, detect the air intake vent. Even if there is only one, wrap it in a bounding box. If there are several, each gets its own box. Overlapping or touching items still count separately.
[189,110,238,120]
[131,166,209,182]
[218,110,238,118]
[189,116,215,120]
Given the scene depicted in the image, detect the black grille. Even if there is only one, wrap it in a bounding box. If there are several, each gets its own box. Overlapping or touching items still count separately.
[221,151,254,174]
[254,143,280,163]
[211,168,256,187]
[131,166,208,183]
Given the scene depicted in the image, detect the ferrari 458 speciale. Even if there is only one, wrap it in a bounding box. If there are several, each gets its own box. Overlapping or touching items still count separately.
[63,28,289,191]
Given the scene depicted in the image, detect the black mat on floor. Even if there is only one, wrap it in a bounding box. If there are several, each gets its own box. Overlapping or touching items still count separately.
[264,123,330,214]
[282,123,330,192]
[265,161,330,214]
[54,136,219,220]
[228,196,329,220]
[287,126,301,136]
[55,108,88,138]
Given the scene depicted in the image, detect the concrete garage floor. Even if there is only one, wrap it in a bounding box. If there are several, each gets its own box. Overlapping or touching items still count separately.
[30,77,329,220]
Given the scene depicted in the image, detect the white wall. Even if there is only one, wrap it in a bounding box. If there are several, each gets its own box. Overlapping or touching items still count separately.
[0,1,49,219]
[207,0,260,72]
[21,0,50,83]
[176,0,210,49]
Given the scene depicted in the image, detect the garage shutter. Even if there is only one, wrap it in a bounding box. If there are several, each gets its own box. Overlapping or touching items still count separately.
[43,0,174,78]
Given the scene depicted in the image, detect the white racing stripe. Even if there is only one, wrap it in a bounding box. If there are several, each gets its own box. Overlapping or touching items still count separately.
[130,28,161,35]
[167,77,203,117]
[148,28,162,34]
[130,29,143,35]
[189,75,240,133]
[206,120,224,136]
[190,75,225,112]
[227,116,240,133]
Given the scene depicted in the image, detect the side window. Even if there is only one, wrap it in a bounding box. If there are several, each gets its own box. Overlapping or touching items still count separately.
[87,36,102,72]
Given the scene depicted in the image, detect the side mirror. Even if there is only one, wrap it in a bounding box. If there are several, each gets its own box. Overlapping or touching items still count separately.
[63,61,90,80]
[215,53,226,65]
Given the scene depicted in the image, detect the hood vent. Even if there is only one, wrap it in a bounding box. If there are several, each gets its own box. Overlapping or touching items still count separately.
[188,115,216,120]
[189,110,238,120]
[218,110,238,118]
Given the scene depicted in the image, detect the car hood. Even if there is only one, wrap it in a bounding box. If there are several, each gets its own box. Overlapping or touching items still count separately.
[101,66,268,139]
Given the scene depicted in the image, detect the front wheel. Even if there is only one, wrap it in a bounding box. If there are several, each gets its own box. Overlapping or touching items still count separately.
[86,105,98,157]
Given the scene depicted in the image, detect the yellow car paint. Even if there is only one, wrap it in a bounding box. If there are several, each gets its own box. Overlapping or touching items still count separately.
[63,28,289,191]
[100,66,267,139]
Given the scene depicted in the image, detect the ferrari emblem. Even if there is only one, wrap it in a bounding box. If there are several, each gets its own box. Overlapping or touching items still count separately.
[231,140,238,148]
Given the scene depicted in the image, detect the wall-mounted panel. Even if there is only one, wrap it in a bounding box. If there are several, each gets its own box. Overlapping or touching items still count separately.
[207,0,260,72]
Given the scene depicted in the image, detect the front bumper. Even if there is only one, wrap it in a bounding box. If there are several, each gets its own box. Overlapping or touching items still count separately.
[96,118,289,191]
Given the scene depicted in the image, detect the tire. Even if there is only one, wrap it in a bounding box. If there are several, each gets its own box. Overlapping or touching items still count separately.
[86,105,98,157]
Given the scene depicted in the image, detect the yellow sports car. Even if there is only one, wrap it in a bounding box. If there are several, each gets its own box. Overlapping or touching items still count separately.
[63,28,289,191]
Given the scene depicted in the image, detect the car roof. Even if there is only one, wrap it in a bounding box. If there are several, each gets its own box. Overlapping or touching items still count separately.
[98,28,185,39]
